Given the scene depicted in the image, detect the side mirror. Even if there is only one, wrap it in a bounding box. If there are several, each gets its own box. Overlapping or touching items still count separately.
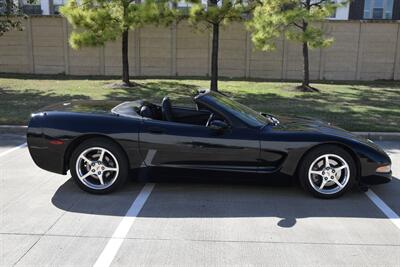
[209,120,228,132]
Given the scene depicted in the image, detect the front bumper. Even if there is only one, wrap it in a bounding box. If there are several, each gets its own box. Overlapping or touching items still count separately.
[360,171,392,185]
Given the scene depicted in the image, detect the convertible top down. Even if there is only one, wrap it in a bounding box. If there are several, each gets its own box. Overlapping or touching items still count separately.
[27,90,392,198]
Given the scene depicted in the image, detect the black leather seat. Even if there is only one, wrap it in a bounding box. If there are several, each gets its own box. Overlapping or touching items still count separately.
[140,105,154,119]
[162,96,174,121]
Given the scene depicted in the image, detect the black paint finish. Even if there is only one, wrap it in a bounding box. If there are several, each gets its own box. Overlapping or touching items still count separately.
[27,92,392,186]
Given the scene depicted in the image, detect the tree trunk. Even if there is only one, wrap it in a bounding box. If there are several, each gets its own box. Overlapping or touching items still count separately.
[302,40,310,87]
[210,22,219,92]
[302,4,311,88]
[121,30,130,86]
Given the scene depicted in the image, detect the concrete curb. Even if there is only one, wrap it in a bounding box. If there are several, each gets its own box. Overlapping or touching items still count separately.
[0,125,27,135]
[0,125,399,141]
[352,132,400,141]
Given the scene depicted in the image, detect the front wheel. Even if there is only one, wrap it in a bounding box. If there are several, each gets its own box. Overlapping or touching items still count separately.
[299,145,356,199]
[69,138,128,194]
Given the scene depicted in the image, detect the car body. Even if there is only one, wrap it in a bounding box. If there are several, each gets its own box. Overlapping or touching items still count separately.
[27,90,392,198]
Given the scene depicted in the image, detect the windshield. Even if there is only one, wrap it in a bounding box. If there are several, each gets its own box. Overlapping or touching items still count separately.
[209,92,268,127]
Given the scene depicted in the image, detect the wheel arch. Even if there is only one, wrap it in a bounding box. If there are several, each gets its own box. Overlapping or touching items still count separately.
[294,142,361,181]
[63,134,130,173]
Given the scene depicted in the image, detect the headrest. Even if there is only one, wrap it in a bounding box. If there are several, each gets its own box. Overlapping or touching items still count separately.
[140,105,154,119]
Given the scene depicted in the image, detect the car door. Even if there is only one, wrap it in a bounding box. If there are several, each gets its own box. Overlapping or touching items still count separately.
[139,117,261,171]
[139,118,197,167]
[186,123,261,172]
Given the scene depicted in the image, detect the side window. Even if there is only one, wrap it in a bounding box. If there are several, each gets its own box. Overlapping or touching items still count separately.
[174,105,228,127]
[138,99,229,128]
[200,107,230,128]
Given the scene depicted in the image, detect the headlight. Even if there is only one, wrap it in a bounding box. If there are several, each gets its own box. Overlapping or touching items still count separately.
[376,165,391,173]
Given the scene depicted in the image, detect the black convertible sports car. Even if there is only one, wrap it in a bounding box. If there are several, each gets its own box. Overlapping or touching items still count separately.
[27,90,392,198]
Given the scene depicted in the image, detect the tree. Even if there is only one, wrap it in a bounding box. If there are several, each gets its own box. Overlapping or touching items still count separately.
[61,0,147,86]
[186,0,251,91]
[0,0,33,37]
[247,0,341,92]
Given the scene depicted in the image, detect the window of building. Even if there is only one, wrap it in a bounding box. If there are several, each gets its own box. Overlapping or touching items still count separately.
[364,0,394,19]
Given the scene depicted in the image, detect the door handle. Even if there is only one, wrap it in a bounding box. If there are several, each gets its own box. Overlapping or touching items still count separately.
[146,126,164,134]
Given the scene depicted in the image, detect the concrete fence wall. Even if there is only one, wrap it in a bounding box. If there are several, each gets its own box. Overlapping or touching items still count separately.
[0,16,399,81]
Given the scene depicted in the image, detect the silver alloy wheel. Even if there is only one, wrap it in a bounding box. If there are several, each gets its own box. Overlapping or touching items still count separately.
[75,147,119,190]
[308,154,350,195]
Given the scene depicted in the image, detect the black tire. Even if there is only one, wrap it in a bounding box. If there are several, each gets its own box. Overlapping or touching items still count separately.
[69,138,129,194]
[298,145,356,199]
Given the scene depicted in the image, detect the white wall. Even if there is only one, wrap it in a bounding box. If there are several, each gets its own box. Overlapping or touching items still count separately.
[40,0,50,15]
[329,1,350,20]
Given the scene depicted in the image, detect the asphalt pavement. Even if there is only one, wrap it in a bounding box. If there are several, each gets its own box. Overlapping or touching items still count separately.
[1,133,399,266]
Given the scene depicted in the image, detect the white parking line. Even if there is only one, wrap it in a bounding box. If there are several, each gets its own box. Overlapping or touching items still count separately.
[365,190,400,230]
[140,149,157,167]
[0,142,27,158]
[93,183,155,267]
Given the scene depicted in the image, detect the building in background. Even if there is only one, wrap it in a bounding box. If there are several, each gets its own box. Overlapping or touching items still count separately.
[2,0,399,19]
[349,0,400,20]
[38,0,204,15]
[21,0,42,14]
[0,0,41,14]
[329,0,350,20]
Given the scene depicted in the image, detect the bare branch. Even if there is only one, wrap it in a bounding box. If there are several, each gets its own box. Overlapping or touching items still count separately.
[309,0,329,7]
[293,22,303,29]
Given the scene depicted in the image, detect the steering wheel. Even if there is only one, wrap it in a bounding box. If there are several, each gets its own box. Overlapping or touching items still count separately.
[205,113,214,127]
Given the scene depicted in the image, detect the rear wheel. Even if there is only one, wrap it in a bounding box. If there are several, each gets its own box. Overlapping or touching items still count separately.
[69,138,128,194]
[299,145,356,199]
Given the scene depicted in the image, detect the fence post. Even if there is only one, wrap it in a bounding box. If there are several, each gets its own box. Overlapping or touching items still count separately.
[62,18,70,75]
[319,47,325,81]
[134,28,141,76]
[281,37,288,80]
[26,17,34,74]
[318,22,326,81]
[171,22,177,76]
[393,23,400,80]
[355,21,363,81]
[99,46,105,75]
[245,31,251,78]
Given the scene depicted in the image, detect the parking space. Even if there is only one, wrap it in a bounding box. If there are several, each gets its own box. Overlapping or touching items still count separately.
[370,142,400,216]
[1,133,400,266]
[0,134,26,156]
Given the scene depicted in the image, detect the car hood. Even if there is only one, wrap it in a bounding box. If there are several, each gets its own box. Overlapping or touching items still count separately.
[274,115,343,132]
[273,115,375,144]
[273,114,389,157]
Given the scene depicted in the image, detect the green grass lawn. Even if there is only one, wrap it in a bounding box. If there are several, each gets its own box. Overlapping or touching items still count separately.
[0,74,399,132]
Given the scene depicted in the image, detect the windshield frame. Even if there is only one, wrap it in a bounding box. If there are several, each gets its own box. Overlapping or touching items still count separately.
[195,91,269,128]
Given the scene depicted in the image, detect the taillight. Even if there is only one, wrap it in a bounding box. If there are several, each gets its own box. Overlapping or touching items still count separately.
[49,139,64,145]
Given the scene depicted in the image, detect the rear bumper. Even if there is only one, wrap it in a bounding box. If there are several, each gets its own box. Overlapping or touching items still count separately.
[360,171,392,185]
[28,145,66,175]
[27,114,66,175]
